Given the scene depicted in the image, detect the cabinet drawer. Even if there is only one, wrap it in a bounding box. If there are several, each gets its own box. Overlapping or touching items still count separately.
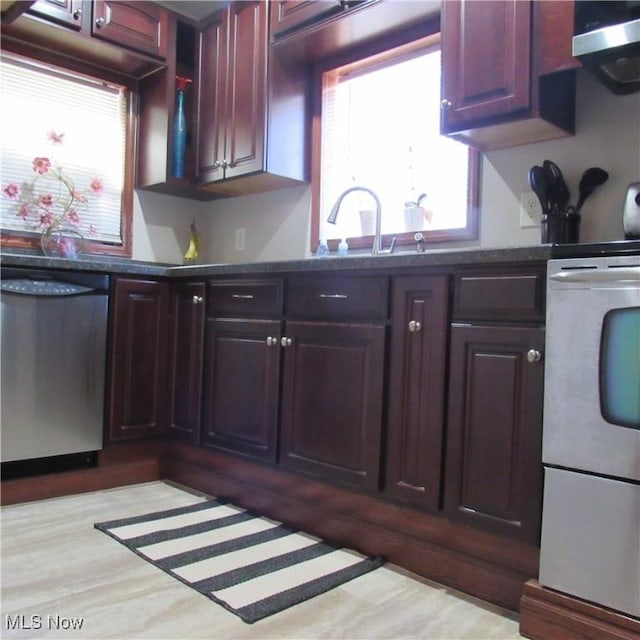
[287,276,388,321]
[453,266,546,323]
[207,279,283,317]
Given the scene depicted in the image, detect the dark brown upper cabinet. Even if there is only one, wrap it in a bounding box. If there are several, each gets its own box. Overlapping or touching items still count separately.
[441,0,579,150]
[194,0,308,196]
[92,0,167,60]
[270,0,344,37]
[27,0,86,31]
[270,0,440,63]
[1,0,168,77]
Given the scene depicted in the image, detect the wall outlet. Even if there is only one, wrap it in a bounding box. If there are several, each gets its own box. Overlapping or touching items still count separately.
[520,192,542,228]
[234,227,246,251]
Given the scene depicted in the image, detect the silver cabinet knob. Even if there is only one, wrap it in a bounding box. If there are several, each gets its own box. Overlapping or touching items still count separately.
[440,99,452,109]
[192,295,203,304]
[95,16,106,27]
[266,336,277,346]
[408,320,422,333]
[73,9,82,19]
[527,349,542,363]
[280,337,292,347]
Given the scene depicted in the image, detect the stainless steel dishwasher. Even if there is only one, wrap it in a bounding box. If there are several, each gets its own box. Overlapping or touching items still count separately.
[1,267,109,476]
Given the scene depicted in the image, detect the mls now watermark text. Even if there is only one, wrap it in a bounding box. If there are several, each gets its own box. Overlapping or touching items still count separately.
[6,614,84,631]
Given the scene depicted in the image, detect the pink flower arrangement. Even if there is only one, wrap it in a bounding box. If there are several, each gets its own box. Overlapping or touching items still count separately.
[2,131,103,237]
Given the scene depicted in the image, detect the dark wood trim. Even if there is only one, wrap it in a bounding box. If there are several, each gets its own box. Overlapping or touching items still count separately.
[519,580,640,640]
[0,439,166,506]
[161,442,539,612]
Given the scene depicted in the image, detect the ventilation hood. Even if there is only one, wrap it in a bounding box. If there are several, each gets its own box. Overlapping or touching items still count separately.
[573,17,640,94]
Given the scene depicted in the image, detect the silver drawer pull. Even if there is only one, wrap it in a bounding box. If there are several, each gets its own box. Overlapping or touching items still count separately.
[408,320,422,333]
[318,294,348,299]
[192,295,203,304]
[527,349,543,363]
[232,294,254,299]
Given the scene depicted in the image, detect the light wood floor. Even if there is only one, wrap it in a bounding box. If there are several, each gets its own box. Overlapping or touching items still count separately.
[1,481,524,639]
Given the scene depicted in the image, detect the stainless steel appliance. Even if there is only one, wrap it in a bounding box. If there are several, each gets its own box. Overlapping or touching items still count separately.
[1,268,109,471]
[539,252,640,618]
[573,0,640,94]
[624,181,640,239]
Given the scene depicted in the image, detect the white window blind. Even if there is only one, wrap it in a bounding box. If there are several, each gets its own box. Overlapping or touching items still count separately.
[0,55,127,244]
[320,46,471,242]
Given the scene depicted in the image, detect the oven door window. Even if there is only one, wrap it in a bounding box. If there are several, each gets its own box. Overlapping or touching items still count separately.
[600,307,640,430]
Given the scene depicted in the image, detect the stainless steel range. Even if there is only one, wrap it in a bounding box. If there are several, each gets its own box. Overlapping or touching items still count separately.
[539,244,640,618]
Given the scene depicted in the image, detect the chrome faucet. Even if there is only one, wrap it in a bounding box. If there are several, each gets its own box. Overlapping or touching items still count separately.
[327,186,396,255]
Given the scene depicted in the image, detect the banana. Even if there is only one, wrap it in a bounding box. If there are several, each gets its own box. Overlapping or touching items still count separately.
[184,221,201,262]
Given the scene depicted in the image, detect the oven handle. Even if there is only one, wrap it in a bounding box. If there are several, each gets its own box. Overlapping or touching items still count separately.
[549,267,640,284]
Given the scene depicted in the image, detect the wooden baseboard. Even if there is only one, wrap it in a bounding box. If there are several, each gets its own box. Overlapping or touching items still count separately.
[162,443,539,612]
[519,580,640,640]
[0,440,166,505]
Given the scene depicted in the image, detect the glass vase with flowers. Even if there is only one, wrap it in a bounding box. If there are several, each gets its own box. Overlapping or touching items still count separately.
[2,130,103,259]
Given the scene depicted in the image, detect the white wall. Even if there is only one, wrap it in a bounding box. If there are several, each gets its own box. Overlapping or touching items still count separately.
[132,190,205,264]
[482,69,640,246]
[134,68,640,264]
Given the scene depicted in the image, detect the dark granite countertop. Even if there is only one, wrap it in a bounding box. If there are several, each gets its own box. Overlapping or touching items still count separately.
[0,245,552,278]
[0,252,173,277]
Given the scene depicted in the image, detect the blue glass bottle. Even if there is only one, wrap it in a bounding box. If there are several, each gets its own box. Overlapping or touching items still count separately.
[172,88,186,178]
[172,77,191,179]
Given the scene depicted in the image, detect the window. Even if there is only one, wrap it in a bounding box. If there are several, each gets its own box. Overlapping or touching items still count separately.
[0,53,134,256]
[312,34,478,251]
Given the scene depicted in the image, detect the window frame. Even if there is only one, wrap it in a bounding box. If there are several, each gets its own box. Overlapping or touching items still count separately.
[310,31,480,253]
[0,43,136,258]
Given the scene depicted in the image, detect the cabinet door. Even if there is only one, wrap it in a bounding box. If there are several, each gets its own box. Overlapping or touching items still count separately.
[195,15,226,183]
[168,282,205,444]
[385,276,448,511]
[270,0,341,37]
[444,324,544,544]
[441,0,531,132]
[108,278,170,441]
[92,1,168,59]
[279,320,385,491]
[223,1,267,180]
[201,318,281,462]
[28,0,86,30]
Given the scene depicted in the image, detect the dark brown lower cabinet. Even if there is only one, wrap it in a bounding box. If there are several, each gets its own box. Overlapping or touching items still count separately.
[385,275,449,510]
[201,318,281,462]
[279,320,386,491]
[168,282,205,444]
[108,277,170,441]
[444,323,544,544]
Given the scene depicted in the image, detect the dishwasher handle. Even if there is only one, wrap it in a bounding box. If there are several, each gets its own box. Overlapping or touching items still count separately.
[549,267,640,285]
[0,278,106,297]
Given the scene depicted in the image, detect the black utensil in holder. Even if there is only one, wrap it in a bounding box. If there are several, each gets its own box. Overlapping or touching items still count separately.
[542,209,580,244]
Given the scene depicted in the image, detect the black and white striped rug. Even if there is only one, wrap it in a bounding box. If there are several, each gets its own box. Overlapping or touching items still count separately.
[94,498,384,623]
